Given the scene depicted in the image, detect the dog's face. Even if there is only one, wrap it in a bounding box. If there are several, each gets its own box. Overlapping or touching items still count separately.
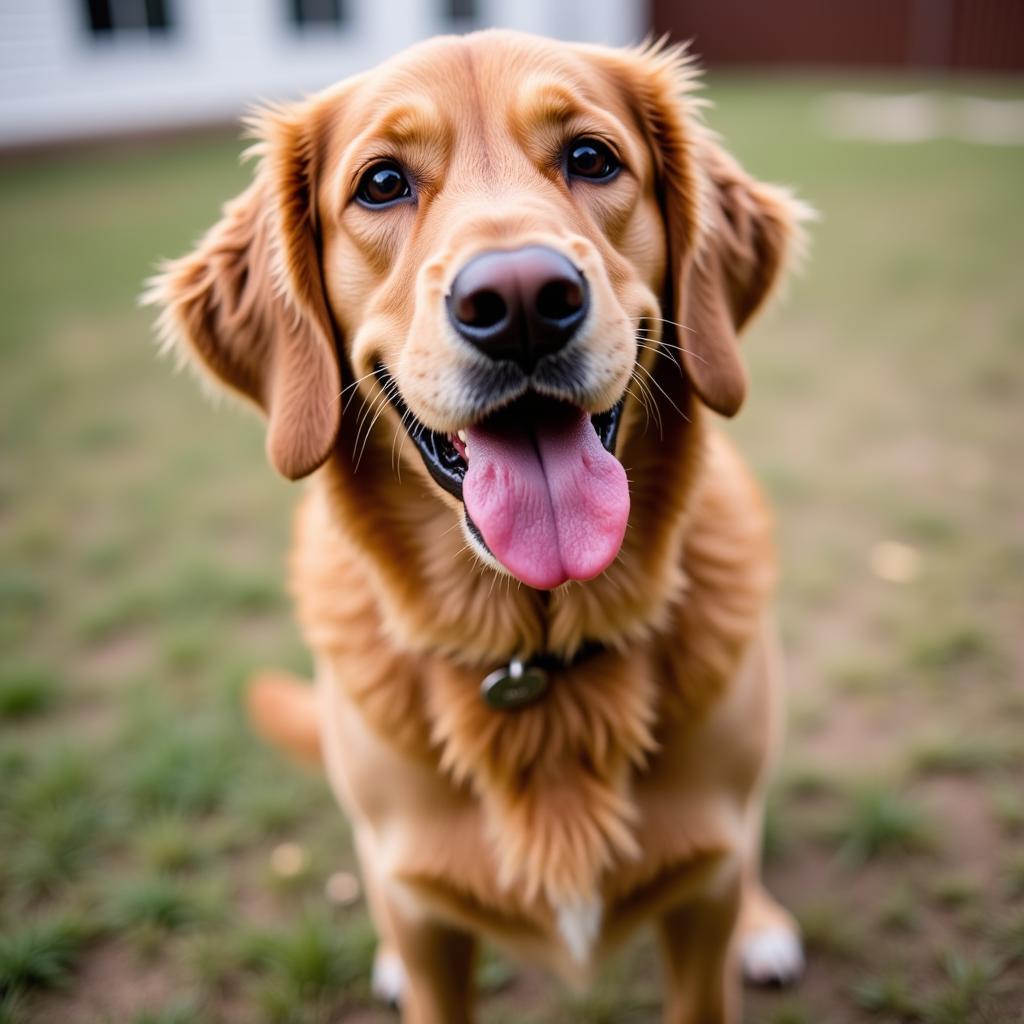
[325,35,662,421]
[151,31,802,590]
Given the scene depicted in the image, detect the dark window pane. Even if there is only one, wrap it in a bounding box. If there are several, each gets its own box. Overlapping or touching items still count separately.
[448,0,475,20]
[145,0,171,31]
[291,0,344,25]
[85,0,114,33]
[84,0,172,34]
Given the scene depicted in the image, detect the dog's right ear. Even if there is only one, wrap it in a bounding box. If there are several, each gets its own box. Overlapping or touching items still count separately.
[591,41,808,419]
[145,103,340,480]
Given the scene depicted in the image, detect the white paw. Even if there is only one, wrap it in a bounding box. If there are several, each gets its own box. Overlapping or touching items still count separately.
[741,926,805,986]
[371,947,407,1007]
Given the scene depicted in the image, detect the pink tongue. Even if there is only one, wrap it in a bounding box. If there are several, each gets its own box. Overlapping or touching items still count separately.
[463,408,629,589]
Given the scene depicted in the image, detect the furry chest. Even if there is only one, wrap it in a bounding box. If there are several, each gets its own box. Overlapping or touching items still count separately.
[318,658,742,972]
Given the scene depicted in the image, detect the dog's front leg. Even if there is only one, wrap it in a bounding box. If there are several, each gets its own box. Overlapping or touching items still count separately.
[381,892,478,1024]
[657,855,742,1024]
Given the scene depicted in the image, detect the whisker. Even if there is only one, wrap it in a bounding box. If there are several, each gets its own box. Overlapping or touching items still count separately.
[637,373,665,438]
[634,359,689,422]
[635,340,685,380]
[351,395,384,466]
[337,368,380,403]
[633,331,686,353]
[353,380,397,471]
[626,315,696,335]
[353,404,388,472]
[354,371,392,439]
[634,372,664,438]
[633,333,709,368]
[390,421,403,480]
[437,518,465,541]
[627,371,663,439]
[634,361,687,420]
[352,388,391,465]
[622,383,651,435]
[392,403,418,478]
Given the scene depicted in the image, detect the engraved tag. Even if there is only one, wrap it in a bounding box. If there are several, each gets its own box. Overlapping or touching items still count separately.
[480,659,549,710]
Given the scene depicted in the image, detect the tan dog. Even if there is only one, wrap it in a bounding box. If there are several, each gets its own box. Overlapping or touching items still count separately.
[149,30,810,1024]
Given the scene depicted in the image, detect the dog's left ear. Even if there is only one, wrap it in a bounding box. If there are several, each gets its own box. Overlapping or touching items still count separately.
[145,100,341,480]
[601,43,809,416]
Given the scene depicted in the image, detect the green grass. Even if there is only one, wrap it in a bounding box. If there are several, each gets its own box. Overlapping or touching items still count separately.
[240,909,377,1023]
[1002,913,1024,964]
[0,916,91,995]
[990,783,1024,835]
[4,798,106,898]
[764,1003,814,1024]
[795,901,866,961]
[2,71,1023,1023]
[876,884,919,934]
[134,814,207,874]
[923,951,1005,1024]
[5,747,96,813]
[850,971,920,1017]
[827,784,936,865]
[930,872,983,911]
[125,1002,211,1024]
[107,875,217,934]
[911,735,1016,777]
[0,747,109,900]
[0,666,58,719]
[780,763,844,800]
[0,992,28,1024]
[907,621,999,674]
[828,656,889,696]
[124,731,236,815]
[1004,851,1024,899]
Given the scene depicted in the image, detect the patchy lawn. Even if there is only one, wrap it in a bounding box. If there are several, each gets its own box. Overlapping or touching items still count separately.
[1,77,1022,1023]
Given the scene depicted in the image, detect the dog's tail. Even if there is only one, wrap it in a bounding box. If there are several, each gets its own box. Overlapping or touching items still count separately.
[246,671,323,768]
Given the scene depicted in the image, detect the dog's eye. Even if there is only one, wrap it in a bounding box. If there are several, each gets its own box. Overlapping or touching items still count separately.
[356,162,412,207]
[566,138,620,181]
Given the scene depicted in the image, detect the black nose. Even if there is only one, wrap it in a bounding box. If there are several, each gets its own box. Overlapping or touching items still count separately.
[446,246,588,369]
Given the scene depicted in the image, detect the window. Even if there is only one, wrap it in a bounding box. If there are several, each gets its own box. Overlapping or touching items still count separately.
[290,0,345,28]
[446,0,476,22]
[84,0,172,35]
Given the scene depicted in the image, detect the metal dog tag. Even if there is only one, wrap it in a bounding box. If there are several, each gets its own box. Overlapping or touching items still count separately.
[481,659,549,710]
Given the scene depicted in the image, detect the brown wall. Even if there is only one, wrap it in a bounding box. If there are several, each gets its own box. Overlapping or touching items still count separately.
[651,0,1024,72]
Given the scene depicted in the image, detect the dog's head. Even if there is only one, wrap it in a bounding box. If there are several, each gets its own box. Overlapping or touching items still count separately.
[149,31,805,591]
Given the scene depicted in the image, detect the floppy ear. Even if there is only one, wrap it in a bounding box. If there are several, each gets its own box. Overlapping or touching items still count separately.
[681,140,803,415]
[617,43,807,417]
[146,103,340,479]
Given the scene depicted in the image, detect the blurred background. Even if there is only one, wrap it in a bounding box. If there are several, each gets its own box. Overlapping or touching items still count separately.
[1,2,1022,1023]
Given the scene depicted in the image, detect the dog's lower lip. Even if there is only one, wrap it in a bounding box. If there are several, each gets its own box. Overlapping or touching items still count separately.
[371,363,624,502]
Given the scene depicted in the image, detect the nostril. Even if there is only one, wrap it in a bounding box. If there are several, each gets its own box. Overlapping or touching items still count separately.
[536,278,585,323]
[447,248,587,365]
[456,289,508,330]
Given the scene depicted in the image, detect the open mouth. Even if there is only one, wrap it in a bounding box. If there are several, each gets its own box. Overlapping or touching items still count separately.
[374,364,629,589]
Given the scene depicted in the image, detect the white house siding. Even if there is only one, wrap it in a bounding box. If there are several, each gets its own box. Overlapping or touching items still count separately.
[0,0,645,146]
